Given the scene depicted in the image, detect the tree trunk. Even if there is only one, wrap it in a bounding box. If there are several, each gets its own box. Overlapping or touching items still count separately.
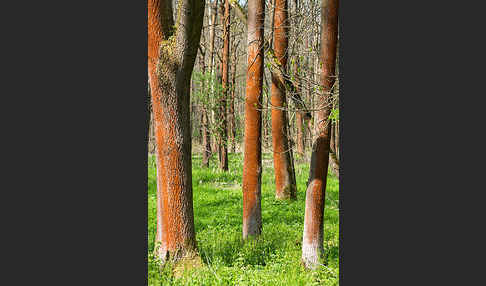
[148,0,205,263]
[289,0,304,157]
[202,110,211,167]
[209,0,218,84]
[229,0,312,119]
[263,93,269,149]
[229,38,238,154]
[293,55,305,157]
[148,84,157,155]
[329,122,339,178]
[218,0,230,171]
[199,53,212,168]
[148,0,168,259]
[296,111,305,156]
[191,79,198,144]
[304,33,311,151]
[301,0,338,269]
[271,0,297,200]
[208,0,218,162]
[308,31,320,150]
[242,0,265,240]
[335,119,339,160]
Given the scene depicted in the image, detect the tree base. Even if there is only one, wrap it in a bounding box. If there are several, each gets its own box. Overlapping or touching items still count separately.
[172,253,203,278]
[275,184,297,201]
[301,241,323,270]
[154,248,202,278]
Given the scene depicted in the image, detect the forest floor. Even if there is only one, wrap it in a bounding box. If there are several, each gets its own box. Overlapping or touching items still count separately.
[148,152,339,285]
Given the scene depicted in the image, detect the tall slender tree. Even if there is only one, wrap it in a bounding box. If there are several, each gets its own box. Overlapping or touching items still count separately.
[218,0,230,171]
[229,0,311,119]
[199,47,212,168]
[229,37,240,153]
[301,0,338,269]
[203,0,219,167]
[242,0,265,239]
[271,0,297,200]
[148,0,205,263]
[293,50,306,157]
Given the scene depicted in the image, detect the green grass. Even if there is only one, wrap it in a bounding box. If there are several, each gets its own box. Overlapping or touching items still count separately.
[148,152,339,285]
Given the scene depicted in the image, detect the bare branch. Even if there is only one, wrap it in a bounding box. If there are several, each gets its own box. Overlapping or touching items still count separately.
[229,0,311,119]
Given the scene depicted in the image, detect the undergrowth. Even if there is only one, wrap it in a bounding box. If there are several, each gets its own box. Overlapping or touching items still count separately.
[148,152,339,285]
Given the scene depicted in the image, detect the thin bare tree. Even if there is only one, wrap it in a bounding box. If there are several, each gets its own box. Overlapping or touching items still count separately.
[229,36,240,153]
[218,0,231,171]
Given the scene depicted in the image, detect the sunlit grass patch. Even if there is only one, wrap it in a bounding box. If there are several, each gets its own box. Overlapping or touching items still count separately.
[148,152,339,285]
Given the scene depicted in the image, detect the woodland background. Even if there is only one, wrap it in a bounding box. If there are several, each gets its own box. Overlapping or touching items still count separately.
[148,0,340,284]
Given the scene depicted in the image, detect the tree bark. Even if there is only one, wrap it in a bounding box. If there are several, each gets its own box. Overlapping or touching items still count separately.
[242,0,265,240]
[335,119,339,160]
[148,84,157,155]
[301,0,338,269]
[271,0,297,200]
[329,122,339,178]
[148,0,205,263]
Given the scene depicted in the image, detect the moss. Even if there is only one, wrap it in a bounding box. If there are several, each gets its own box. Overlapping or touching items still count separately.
[156,35,178,95]
[159,35,176,57]
[173,0,184,33]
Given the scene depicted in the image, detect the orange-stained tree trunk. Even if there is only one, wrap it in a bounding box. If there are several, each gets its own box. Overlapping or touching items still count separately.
[218,0,230,171]
[271,0,297,200]
[148,0,168,257]
[301,0,339,269]
[242,0,265,239]
[148,0,205,263]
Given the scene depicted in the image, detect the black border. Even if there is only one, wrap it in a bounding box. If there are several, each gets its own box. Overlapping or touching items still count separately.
[6,1,149,284]
[7,0,462,284]
[338,0,344,283]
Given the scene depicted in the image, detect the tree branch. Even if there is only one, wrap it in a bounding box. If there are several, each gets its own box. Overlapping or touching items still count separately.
[229,0,311,119]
